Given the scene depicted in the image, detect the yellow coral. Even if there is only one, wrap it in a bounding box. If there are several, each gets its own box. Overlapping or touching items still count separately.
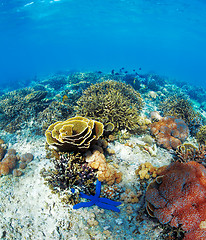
[136,162,158,180]
[45,116,104,152]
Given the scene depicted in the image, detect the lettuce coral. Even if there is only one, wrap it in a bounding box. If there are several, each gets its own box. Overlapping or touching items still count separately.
[45,116,104,152]
[145,161,206,240]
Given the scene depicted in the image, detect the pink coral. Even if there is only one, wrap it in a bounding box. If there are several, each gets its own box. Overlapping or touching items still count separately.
[150,116,189,150]
[145,161,206,240]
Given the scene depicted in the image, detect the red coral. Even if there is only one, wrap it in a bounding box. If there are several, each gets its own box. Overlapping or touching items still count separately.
[150,116,189,150]
[146,161,206,240]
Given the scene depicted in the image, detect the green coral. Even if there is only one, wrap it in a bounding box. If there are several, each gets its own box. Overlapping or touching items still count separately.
[196,125,206,145]
[75,80,145,133]
[159,95,202,135]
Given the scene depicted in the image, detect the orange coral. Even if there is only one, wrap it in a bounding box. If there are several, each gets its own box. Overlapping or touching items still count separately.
[135,162,158,179]
[145,161,206,240]
[150,116,189,150]
[86,150,122,185]
[0,149,17,176]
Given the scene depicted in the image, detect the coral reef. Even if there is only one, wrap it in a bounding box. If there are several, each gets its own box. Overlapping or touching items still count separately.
[150,116,189,150]
[36,101,74,134]
[75,80,146,133]
[196,125,206,145]
[85,150,122,185]
[0,88,50,133]
[145,161,206,240]
[45,116,104,152]
[41,152,97,205]
[159,95,202,135]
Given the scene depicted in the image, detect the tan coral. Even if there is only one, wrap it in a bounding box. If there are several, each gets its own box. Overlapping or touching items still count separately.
[135,162,158,180]
[86,150,122,185]
[120,188,142,203]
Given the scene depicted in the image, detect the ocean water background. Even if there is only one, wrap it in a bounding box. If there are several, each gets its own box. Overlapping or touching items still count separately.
[0,0,206,89]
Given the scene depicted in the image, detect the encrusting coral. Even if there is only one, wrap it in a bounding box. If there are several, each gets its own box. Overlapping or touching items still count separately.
[85,150,122,185]
[75,80,147,133]
[145,161,206,240]
[150,116,189,150]
[45,116,104,152]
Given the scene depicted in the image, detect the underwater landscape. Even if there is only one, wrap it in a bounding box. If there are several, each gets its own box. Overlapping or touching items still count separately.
[1,1,206,240]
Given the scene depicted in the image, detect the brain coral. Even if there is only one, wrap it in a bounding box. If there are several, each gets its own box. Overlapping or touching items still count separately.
[145,161,206,240]
[45,116,104,152]
[150,116,189,150]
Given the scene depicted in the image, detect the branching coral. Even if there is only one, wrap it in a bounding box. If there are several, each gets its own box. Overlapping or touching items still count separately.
[145,161,206,240]
[75,80,145,133]
[41,152,97,205]
[45,116,104,152]
[196,125,206,145]
[159,95,202,135]
[175,143,206,166]
[150,116,189,150]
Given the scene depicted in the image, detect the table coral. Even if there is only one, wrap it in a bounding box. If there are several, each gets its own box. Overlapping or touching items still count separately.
[145,161,206,240]
[86,150,122,185]
[150,116,189,150]
[45,116,104,152]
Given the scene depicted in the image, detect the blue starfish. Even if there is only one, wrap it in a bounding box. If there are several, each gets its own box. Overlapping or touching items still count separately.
[71,180,121,212]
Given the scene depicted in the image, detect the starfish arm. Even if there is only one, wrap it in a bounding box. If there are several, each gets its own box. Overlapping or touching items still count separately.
[98,197,122,206]
[73,200,95,209]
[79,192,94,200]
[96,201,120,212]
[95,179,101,197]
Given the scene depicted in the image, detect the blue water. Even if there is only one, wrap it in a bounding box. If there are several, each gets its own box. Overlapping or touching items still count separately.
[1,0,206,88]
